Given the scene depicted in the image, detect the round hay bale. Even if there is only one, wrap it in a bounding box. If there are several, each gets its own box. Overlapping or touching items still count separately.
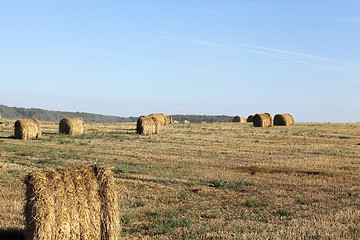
[136,115,160,134]
[253,113,273,127]
[232,116,246,123]
[165,115,173,125]
[183,120,190,124]
[247,115,254,122]
[59,118,86,135]
[14,119,41,139]
[173,120,179,124]
[274,114,295,126]
[24,164,119,240]
[149,113,166,126]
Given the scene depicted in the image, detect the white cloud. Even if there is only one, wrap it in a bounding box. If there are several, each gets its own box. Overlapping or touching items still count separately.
[163,34,359,73]
[340,17,360,22]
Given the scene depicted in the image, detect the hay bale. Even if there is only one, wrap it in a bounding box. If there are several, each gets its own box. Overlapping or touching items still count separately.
[24,164,119,240]
[165,115,173,125]
[59,118,86,135]
[173,120,179,124]
[14,119,41,139]
[136,115,160,134]
[253,113,273,127]
[247,115,254,122]
[148,113,166,126]
[274,114,295,126]
[183,120,190,124]
[232,116,246,123]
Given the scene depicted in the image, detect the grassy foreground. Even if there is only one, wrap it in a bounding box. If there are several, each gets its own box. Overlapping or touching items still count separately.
[0,121,359,239]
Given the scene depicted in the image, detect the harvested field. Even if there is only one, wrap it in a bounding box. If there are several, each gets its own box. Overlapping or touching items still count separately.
[0,120,360,239]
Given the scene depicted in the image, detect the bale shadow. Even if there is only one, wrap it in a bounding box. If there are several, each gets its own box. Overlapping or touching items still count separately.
[0,136,14,139]
[0,229,25,240]
[42,132,58,135]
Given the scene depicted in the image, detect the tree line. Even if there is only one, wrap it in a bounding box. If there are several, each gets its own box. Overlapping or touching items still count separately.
[0,104,233,123]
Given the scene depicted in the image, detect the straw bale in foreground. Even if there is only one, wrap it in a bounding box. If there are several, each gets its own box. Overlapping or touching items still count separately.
[24,164,119,240]
[14,119,41,139]
[274,113,295,126]
[59,118,86,135]
[253,113,273,127]
[232,116,246,123]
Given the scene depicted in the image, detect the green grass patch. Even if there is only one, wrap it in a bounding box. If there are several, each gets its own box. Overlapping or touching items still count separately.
[273,208,293,217]
[122,208,193,236]
[211,178,255,189]
[245,196,270,208]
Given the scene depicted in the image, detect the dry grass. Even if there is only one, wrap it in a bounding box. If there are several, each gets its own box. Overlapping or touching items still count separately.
[1,120,360,239]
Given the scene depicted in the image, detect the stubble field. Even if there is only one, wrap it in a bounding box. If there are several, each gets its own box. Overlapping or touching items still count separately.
[0,121,359,239]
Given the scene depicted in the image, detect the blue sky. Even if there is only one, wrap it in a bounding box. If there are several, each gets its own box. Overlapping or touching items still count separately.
[0,1,359,122]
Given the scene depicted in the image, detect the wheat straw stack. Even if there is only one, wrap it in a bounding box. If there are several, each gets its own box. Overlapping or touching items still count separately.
[232,116,246,123]
[136,115,160,134]
[274,113,295,126]
[24,164,119,240]
[59,118,86,135]
[253,113,273,127]
[14,119,41,139]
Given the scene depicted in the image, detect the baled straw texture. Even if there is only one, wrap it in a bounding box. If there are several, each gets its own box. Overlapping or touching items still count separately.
[24,164,119,240]
[59,118,86,135]
[232,116,246,123]
[14,119,41,139]
[274,113,295,126]
[247,115,254,122]
[92,165,119,240]
[149,113,166,126]
[136,115,160,134]
[165,115,173,125]
[253,113,273,127]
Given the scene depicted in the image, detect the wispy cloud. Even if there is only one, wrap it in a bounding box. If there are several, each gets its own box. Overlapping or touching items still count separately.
[339,17,360,23]
[163,34,358,72]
